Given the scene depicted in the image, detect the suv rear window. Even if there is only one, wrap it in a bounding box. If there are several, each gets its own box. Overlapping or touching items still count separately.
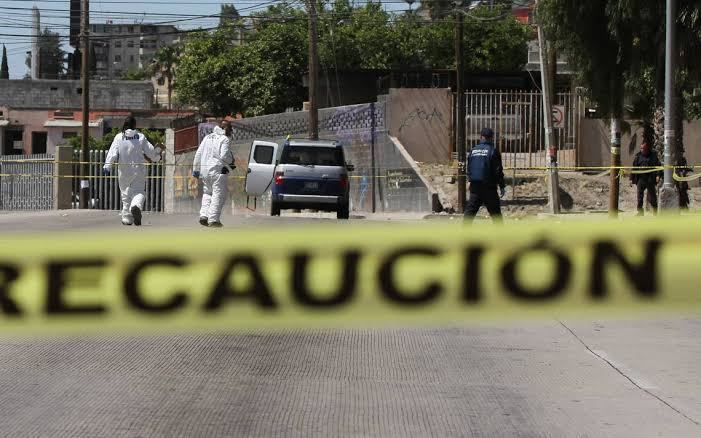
[280,146,344,166]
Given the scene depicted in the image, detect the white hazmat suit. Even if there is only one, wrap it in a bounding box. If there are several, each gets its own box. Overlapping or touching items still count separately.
[103,129,162,225]
[193,126,234,225]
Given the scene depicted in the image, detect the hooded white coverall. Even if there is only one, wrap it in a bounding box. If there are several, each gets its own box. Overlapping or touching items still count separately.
[193,126,234,223]
[103,129,161,223]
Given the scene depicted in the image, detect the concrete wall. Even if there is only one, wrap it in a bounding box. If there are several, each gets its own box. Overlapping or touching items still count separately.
[0,79,153,110]
[579,119,701,167]
[5,109,49,154]
[46,125,102,155]
[388,88,452,164]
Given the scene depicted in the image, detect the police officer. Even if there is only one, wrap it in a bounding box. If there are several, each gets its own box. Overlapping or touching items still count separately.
[630,142,662,216]
[464,127,505,223]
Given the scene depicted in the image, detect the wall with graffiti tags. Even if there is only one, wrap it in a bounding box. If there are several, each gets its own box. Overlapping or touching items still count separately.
[388,88,452,164]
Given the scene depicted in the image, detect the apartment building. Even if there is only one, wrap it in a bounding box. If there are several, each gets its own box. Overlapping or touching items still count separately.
[90,23,182,80]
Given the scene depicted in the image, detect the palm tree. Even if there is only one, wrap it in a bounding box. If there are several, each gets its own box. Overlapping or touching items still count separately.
[149,45,180,110]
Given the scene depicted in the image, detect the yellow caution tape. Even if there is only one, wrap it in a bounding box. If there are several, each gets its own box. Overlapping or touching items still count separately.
[0,218,700,335]
[0,166,692,180]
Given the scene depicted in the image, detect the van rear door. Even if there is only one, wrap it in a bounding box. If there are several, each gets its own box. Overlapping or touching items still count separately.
[244,140,279,196]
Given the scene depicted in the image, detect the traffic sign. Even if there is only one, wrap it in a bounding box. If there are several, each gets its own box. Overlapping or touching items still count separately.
[552,105,565,129]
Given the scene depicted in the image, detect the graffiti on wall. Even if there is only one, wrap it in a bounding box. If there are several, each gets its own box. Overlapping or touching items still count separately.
[398,107,446,134]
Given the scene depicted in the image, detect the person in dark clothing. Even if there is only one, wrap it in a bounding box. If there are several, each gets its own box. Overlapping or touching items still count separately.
[464,127,506,223]
[630,142,662,216]
[675,157,692,210]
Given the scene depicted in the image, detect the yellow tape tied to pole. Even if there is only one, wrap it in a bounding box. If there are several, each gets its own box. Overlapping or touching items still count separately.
[1,218,700,335]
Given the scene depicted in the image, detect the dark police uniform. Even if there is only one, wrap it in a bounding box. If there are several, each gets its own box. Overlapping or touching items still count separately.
[631,150,662,214]
[464,129,505,222]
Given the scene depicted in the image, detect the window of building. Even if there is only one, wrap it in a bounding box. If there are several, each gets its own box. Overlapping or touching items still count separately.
[127,40,134,48]
[130,55,135,62]
[115,40,122,48]
[128,26,134,33]
[157,77,165,86]
[62,132,78,139]
[32,132,47,154]
[114,55,121,62]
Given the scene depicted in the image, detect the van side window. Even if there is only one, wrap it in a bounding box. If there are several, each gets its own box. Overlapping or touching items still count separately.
[253,145,275,164]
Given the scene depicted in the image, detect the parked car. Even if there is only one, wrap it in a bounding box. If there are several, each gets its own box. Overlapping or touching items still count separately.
[244,139,354,219]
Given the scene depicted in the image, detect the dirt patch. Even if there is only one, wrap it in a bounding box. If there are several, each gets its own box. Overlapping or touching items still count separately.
[417,162,701,218]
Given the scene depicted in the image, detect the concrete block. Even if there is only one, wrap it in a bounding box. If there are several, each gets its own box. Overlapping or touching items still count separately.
[53,146,73,210]
[164,129,176,214]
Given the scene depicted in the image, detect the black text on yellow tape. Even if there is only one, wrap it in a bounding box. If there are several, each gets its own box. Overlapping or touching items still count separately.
[1,219,700,335]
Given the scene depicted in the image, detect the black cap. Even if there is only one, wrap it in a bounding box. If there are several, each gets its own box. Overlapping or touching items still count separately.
[480,127,494,138]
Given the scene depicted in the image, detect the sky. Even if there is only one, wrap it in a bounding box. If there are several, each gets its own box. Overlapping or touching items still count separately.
[0,0,414,79]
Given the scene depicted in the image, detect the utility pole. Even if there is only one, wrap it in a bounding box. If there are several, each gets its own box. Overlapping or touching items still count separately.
[79,0,90,209]
[608,111,621,217]
[660,0,679,210]
[535,1,560,214]
[455,3,466,213]
[307,0,319,140]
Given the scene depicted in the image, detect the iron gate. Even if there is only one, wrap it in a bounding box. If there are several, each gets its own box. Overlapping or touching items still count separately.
[0,153,54,210]
[71,150,164,211]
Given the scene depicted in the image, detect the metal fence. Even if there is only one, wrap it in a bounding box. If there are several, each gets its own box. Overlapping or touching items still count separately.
[465,90,585,169]
[71,150,164,211]
[0,153,54,210]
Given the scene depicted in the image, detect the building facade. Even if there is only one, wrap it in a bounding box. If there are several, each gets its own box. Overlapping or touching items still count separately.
[90,23,181,80]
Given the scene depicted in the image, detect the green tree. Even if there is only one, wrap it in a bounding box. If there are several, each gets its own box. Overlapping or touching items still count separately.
[177,4,307,116]
[463,6,532,72]
[539,0,701,200]
[1,44,8,79]
[422,0,456,21]
[175,27,243,115]
[219,3,241,27]
[230,4,308,115]
[176,1,530,115]
[149,45,181,109]
[121,67,148,80]
[25,28,65,79]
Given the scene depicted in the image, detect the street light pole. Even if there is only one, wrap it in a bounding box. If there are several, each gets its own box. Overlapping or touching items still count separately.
[79,0,90,209]
[307,0,319,140]
[455,4,466,213]
[535,0,560,214]
[660,0,679,210]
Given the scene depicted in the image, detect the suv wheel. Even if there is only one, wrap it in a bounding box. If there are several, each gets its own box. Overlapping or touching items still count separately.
[271,200,281,216]
[337,202,350,220]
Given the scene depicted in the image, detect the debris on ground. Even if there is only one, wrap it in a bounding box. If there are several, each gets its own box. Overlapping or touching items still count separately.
[417,162,701,218]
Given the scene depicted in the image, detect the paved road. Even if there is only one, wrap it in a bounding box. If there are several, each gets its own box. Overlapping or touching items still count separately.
[0,209,428,232]
[0,320,699,437]
[1,212,700,436]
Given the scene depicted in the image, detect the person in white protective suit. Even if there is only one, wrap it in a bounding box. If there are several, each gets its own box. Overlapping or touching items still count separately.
[192,120,235,227]
[103,116,163,226]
